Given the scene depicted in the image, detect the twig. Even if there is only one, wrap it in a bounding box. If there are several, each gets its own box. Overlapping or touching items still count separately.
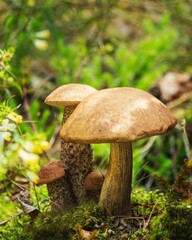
[143,202,157,230]
[167,91,192,109]
[0,212,23,226]
[140,136,158,158]
[134,161,149,182]
[10,180,28,191]
[23,86,36,132]
[43,149,52,162]
[178,119,191,160]
[135,172,157,186]
[49,125,61,148]
[114,215,146,231]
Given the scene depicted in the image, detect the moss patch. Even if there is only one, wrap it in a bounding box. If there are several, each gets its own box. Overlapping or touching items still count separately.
[1,190,192,240]
[148,200,192,240]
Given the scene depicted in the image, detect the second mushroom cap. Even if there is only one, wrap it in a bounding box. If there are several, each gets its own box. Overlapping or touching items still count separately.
[44,83,97,107]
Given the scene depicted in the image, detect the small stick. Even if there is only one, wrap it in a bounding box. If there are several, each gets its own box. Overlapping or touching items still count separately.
[167,91,192,109]
[143,202,157,230]
[179,119,191,160]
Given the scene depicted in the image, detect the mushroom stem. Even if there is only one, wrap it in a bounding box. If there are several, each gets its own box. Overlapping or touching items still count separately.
[60,106,94,205]
[62,106,76,125]
[99,142,132,216]
[47,178,75,211]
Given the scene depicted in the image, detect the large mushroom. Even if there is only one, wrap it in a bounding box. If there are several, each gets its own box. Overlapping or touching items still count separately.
[45,84,97,207]
[60,87,177,215]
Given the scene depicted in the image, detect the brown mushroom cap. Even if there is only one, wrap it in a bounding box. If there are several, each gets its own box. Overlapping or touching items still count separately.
[44,83,97,107]
[60,87,177,143]
[84,172,104,191]
[37,161,68,185]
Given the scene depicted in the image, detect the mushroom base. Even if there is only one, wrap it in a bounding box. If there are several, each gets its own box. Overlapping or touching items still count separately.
[99,142,132,216]
[48,177,75,212]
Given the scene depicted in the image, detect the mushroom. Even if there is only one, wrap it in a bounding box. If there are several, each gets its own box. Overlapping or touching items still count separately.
[45,84,97,206]
[60,87,177,215]
[37,161,68,211]
[84,172,104,191]
[84,172,105,202]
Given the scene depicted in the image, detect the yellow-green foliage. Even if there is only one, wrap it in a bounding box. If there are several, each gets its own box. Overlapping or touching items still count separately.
[0,103,49,182]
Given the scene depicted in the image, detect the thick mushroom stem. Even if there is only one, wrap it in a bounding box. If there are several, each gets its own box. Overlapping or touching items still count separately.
[61,106,93,204]
[99,142,132,216]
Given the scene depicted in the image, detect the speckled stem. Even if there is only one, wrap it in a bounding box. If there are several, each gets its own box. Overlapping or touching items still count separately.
[46,105,92,211]
[99,142,132,216]
[47,178,74,212]
[60,106,94,204]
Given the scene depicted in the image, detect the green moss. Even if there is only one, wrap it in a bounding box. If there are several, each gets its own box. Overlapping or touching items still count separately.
[148,200,192,240]
[19,202,106,240]
[0,193,20,221]
[1,190,191,240]
[0,216,32,240]
[131,188,166,217]
[0,190,166,240]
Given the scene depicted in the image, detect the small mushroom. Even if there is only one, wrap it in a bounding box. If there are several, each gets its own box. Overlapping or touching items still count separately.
[84,172,105,202]
[45,84,97,206]
[60,87,177,215]
[37,161,69,211]
[85,172,104,191]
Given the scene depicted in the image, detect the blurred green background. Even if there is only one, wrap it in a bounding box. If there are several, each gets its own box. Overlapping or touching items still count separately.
[0,0,192,221]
